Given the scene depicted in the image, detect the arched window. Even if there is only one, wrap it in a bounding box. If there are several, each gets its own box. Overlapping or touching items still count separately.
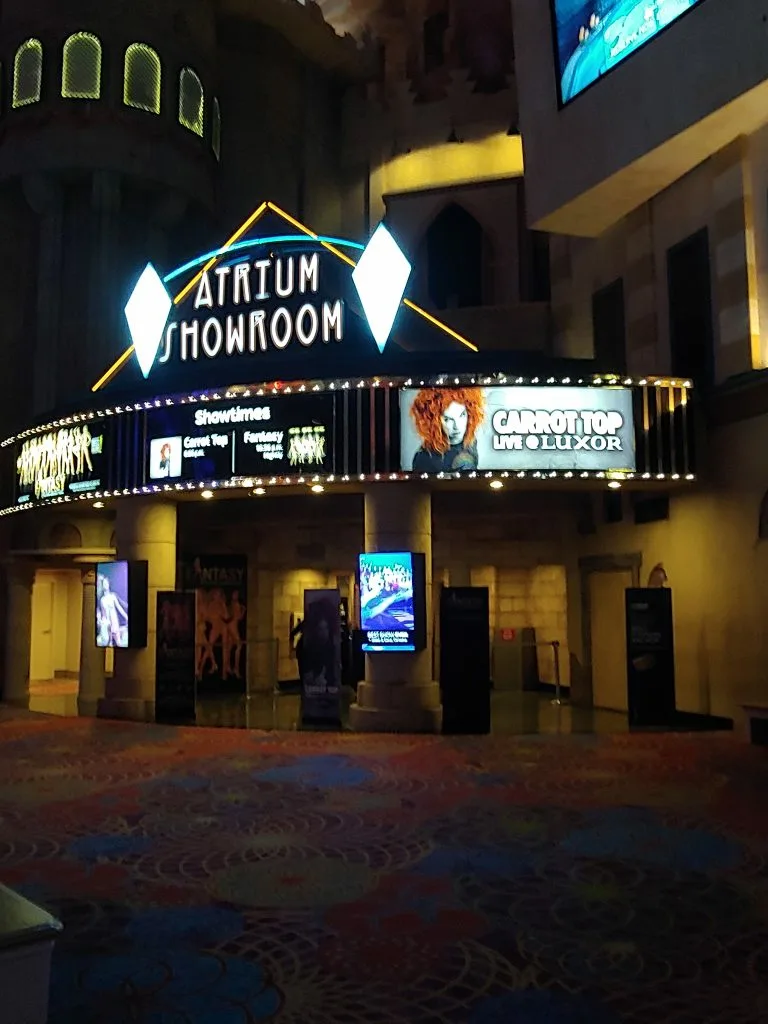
[423,203,493,309]
[211,97,221,160]
[423,10,449,74]
[178,67,204,136]
[62,32,101,99]
[123,43,161,113]
[13,38,42,108]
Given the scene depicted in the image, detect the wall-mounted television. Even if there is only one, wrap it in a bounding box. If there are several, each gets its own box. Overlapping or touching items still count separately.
[358,551,426,653]
[96,560,148,649]
[552,0,706,105]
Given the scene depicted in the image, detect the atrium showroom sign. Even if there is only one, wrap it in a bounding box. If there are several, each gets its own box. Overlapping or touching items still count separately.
[120,209,414,387]
[161,253,345,365]
[400,386,635,473]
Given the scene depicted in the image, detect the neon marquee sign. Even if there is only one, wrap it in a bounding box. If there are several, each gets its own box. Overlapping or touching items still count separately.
[93,201,477,394]
[160,251,345,365]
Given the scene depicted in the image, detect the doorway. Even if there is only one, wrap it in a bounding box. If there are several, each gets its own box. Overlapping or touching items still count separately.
[29,568,83,716]
[588,569,633,712]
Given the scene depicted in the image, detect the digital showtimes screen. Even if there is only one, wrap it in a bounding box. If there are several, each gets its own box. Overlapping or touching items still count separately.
[553,0,705,104]
[145,395,333,483]
[359,552,423,653]
[96,561,130,649]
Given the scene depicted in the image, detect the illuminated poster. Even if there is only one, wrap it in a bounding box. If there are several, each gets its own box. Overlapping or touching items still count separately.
[359,552,423,652]
[146,395,332,483]
[16,421,107,504]
[300,589,342,726]
[553,0,705,103]
[400,386,635,473]
[180,555,248,698]
[96,562,130,649]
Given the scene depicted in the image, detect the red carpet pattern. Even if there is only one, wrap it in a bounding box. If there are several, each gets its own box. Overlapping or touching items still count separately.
[0,709,767,1023]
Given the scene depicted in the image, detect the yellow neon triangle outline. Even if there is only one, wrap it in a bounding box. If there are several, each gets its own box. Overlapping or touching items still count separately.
[92,200,477,392]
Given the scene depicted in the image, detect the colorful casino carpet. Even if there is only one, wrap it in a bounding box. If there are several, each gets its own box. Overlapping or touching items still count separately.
[1,709,767,1023]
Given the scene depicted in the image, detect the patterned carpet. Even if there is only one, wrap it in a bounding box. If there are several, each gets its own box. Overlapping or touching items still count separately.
[1,708,767,1023]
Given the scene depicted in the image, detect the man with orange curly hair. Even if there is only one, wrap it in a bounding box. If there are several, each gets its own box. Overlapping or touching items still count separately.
[409,387,486,472]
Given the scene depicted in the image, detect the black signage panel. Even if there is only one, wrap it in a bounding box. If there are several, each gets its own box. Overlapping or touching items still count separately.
[145,394,334,483]
[625,587,676,727]
[15,419,110,505]
[439,586,491,735]
[155,591,197,724]
[300,588,342,728]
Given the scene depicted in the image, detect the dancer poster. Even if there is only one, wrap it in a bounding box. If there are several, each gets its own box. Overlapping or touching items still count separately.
[155,591,197,724]
[180,554,248,697]
[300,589,342,727]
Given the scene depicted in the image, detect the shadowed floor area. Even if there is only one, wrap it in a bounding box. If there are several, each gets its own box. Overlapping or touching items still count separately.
[1,707,767,1023]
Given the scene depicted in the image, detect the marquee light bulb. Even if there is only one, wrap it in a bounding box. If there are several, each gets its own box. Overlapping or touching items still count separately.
[311,484,324,494]
[201,489,214,500]
[489,480,503,490]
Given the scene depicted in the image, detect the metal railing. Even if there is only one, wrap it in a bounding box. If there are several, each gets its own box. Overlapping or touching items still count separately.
[490,636,566,706]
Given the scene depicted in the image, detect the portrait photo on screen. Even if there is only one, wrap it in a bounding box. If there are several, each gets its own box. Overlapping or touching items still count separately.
[359,552,415,645]
[553,0,705,104]
[400,386,635,473]
[96,562,130,649]
[149,436,183,480]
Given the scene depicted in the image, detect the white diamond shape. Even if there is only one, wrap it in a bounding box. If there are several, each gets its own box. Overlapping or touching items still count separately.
[124,263,172,378]
[352,224,411,353]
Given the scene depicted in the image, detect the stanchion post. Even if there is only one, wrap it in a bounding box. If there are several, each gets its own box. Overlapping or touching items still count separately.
[551,640,562,706]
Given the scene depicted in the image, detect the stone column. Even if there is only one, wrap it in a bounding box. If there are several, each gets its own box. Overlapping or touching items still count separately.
[248,567,276,693]
[3,564,34,707]
[98,500,177,721]
[88,171,121,376]
[22,174,63,416]
[350,486,442,733]
[78,567,105,717]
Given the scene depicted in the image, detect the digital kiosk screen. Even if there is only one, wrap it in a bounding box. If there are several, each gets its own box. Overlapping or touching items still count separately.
[552,0,705,104]
[96,560,148,649]
[146,395,333,483]
[358,552,426,653]
[96,561,130,648]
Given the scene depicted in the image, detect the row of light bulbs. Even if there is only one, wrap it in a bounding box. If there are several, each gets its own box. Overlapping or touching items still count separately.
[0,468,697,517]
[0,372,694,448]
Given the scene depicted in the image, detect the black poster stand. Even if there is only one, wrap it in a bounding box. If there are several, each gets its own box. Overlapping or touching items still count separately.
[625,587,676,727]
[155,591,197,724]
[439,587,491,734]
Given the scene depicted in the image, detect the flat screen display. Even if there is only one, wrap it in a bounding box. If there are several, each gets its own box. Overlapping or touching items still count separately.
[359,552,424,652]
[145,395,333,483]
[400,385,635,473]
[552,0,705,104]
[15,421,108,505]
[96,561,130,648]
